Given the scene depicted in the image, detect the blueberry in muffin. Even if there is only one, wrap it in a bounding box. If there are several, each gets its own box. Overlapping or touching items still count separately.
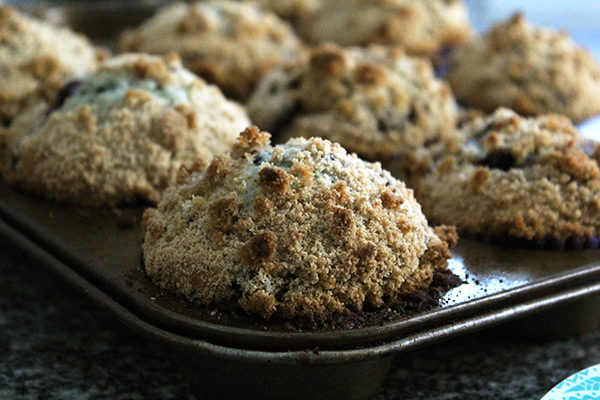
[414,108,600,250]
[0,53,250,206]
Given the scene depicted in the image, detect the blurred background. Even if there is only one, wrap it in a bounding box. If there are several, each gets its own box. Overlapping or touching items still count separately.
[466,0,600,58]
[6,0,600,57]
[6,0,600,136]
[465,0,600,138]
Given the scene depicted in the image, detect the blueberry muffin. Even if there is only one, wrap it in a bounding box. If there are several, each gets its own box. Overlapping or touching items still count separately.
[247,44,459,161]
[142,126,456,319]
[0,53,250,207]
[414,108,600,249]
[118,1,304,100]
[238,0,318,22]
[0,6,103,126]
[295,0,472,58]
[447,14,600,123]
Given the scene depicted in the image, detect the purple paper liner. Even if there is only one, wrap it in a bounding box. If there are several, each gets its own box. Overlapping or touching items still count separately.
[461,231,600,251]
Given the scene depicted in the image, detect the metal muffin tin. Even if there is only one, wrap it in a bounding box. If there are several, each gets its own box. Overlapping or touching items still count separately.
[1,183,599,399]
[2,2,600,398]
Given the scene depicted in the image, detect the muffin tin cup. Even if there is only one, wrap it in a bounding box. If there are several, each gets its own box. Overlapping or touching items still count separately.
[1,183,600,399]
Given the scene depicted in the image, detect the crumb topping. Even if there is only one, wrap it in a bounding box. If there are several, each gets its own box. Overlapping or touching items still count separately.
[448,14,600,123]
[294,0,472,57]
[0,53,250,206]
[0,6,101,124]
[118,1,304,100]
[142,127,454,319]
[414,108,600,240]
[236,0,319,21]
[248,43,458,160]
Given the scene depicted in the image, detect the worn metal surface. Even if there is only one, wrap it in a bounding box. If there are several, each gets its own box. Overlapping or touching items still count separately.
[1,183,600,349]
[1,182,600,399]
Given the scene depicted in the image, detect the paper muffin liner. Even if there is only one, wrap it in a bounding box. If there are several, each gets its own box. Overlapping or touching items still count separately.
[461,231,600,251]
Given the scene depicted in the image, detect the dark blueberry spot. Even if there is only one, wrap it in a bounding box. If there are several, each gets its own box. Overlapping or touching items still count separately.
[583,141,596,157]
[275,273,297,301]
[522,153,537,167]
[46,80,82,116]
[408,107,417,124]
[340,78,353,93]
[230,280,243,297]
[93,78,120,95]
[288,76,301,90]
[253,153,263,165]
[376,118,386,132]
[435,47,454,78]
[478,150,516,171]
[272,102,302,137]
[1,118,10,128]
[434,65,450,78]
[329,153,336,161]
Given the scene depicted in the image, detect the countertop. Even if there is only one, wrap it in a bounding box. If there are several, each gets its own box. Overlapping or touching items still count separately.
[1,245,599,400]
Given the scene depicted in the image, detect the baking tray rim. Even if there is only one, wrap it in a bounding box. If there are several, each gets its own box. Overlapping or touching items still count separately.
[2,215,600,361]
[2,188,600,352]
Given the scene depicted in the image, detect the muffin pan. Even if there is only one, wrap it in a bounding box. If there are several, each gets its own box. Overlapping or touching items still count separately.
[1,182,599,400]
[2,2,600,399]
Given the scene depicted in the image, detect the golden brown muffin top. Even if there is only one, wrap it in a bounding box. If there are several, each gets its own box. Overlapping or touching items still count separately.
[248,44,458,160]
[0,53,250,207]
[414,108,600,241]
[142,127,454,319]
[119,1,304,100]
[295,0,472,57]
[0,6,103,124]
[448,14,600,123]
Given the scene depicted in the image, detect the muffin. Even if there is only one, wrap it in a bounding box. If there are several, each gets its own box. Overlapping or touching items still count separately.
[237,0,318,22]
[295,0,472,58]
[414,108,600,249]
[447,14,600,123]
[118,1,304,100]
[0,6,103,126]
[142,126,456,320]
[0,53,250,207]
[247,44,459,161]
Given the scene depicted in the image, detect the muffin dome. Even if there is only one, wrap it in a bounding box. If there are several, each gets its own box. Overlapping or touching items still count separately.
[0,6,102,125]
[237,0,318,21]
[0,53,250,206]
[119,1,304,100]
[247,44,458,161]
[142,127,455,319]
[295,0,472,57]
[448,14,600,123]
[415,108,600,244]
